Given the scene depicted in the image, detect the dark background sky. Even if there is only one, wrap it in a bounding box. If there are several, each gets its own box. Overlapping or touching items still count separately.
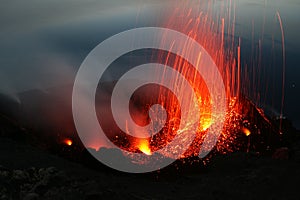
[0,0,299,128]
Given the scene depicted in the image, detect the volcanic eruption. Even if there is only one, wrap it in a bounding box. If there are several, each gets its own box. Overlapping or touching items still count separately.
[75,0,287,170]
[0,0,288,172]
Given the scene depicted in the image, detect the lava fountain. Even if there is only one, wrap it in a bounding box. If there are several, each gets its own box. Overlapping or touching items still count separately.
[114,0,243,159]
[73,0,285,171]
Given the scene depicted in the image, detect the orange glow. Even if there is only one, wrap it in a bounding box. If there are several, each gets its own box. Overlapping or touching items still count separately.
[116,0,243,159]
[137,139,152,155]
[200,114,212,131]
[242,128,251,137]
[90,0,274,161]
[144,0,239,157]
[64,139,73,146]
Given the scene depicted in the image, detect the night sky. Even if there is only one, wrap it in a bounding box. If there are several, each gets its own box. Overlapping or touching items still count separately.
[0,0,299,128]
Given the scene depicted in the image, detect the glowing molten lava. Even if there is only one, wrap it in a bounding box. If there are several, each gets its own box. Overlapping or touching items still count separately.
[124,0,241,158]
[92,0,282,165]
[99,0,243,160]
[242,127,251,137]
[136,139,152,155]
[64,139,73,146]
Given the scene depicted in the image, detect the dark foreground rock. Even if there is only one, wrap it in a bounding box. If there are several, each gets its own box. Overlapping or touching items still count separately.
[1,137,300,200]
